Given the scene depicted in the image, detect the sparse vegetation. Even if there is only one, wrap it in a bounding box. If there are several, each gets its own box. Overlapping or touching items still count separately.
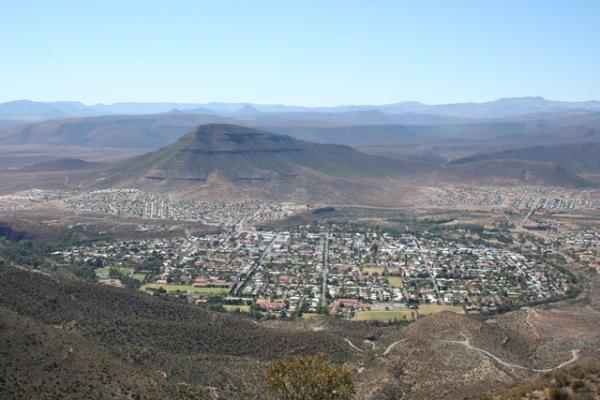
[267,353,354,400]
[354,310,416,322]
[490,365,600,400]
[0,267,353,399]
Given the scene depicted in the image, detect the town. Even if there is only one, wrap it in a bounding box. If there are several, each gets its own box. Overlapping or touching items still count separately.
[421,186,600,210]
[0,188,308,227]
[66,189,308,226]
[58,226,573,321]
[0,187,585,321]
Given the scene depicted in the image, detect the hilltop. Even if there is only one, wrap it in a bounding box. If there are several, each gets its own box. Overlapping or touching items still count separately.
[93,124,412,203]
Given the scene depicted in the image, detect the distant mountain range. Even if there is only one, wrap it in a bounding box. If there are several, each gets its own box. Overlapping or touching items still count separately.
[2,110,598,160]
[0,122,595,202]
[2,97,600,121]
[450,142,600,175]
[443,159,593,188]
[2,104,599,197]
[82,123,592,205]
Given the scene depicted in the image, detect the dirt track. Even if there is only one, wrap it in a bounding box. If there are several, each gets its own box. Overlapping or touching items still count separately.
[444,336,580,373]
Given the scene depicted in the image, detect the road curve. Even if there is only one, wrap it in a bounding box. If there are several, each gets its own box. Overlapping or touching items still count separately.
[344,337,406,357]
[343,338,364,353]
[344,335,580,370]
[444,337,580,372]
[381,339,406,356]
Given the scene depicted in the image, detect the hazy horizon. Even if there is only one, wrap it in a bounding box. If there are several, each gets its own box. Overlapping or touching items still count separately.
[2,95,599,109]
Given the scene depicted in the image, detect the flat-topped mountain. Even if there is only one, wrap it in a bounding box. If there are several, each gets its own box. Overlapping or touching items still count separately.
[94,124,411,203]
[107,123,405,179]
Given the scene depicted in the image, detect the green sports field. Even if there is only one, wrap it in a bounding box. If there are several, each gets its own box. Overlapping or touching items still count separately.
[94,267,110,276]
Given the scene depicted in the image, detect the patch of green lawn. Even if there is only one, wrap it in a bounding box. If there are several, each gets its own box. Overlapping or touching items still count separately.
[95,267,110,276]
[140,283,228,296]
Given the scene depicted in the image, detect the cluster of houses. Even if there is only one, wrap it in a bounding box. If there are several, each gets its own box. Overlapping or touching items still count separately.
[554,231,600,272]
[65,189,307,226]
[0,189,65,211]
[421,185,600,210]
[59,226,572,318]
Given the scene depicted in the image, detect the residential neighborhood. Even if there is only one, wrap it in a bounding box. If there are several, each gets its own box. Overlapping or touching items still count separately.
[58,226,572,319]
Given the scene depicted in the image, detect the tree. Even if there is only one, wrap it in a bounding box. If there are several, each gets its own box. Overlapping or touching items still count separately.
[316,300,329,315]
[267,353,354,400]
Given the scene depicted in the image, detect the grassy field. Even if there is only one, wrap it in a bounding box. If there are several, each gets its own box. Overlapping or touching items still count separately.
[116,267,134,275]
[223,305,251,313]
[140,283,228,296]
[362,267,385,276]
[132,273,146,281]
[418,304,464,315]
[301,313,322,319]
[387,277,404,288]
[354,310,416,322]
[94,267,110,276]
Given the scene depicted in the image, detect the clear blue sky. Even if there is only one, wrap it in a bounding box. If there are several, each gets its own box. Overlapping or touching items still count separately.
[1,0,599,105]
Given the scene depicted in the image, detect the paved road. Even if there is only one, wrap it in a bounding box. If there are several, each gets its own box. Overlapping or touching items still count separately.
[415,238,441,300]
[231,235,276,296]
[318,204,411,211]
[519,199,539,228]
[321,233,330,304]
